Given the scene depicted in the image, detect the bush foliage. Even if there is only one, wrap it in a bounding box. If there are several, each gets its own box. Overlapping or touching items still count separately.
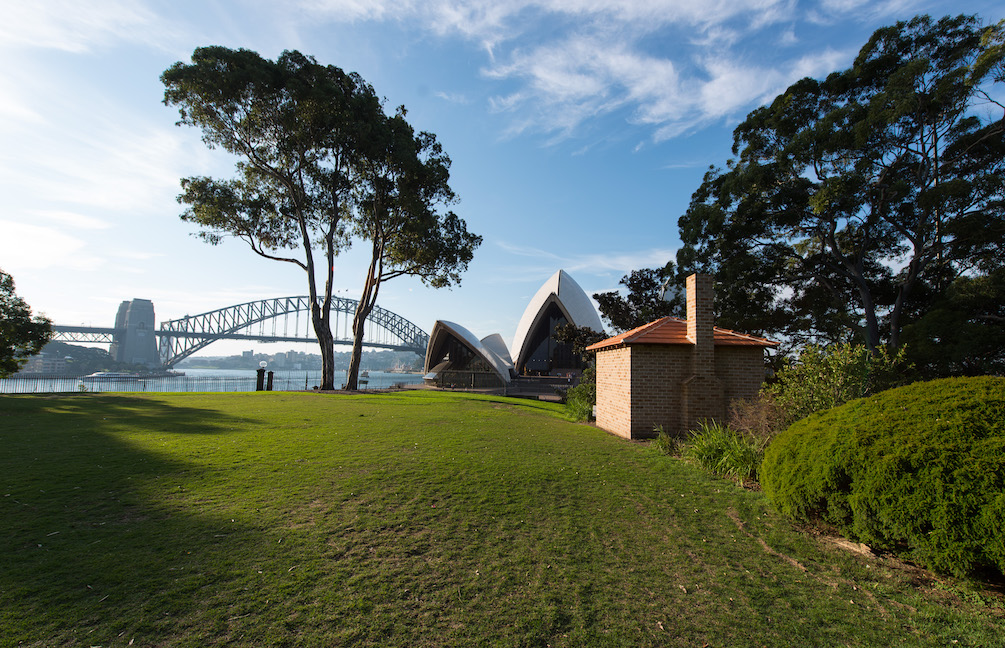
[765,343,911,429]
[564,365,596,421]
[761,376,1005,577]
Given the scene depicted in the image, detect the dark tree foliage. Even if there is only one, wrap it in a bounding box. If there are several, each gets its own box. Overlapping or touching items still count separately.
[677,15,1005,354]
[0,269,52,377]
[593,262,683,333]
[900,269,1005,377]
[552,323,608,363]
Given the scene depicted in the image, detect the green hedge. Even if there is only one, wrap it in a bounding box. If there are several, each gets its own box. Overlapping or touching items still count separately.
[761,376,1005,577]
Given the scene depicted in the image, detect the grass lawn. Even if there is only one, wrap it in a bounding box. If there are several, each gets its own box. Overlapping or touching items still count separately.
[2,390,1002,647]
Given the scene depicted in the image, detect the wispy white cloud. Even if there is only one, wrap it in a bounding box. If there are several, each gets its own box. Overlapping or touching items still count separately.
[0,221,105,272]
[29,211,112,230]
[807,0,922,25]
[280,1,956,144]
[435,91,471,104]
[298,0,407,22]
[485,33,851,142]
[497,241,676,279]
[296,0,866,142]
[0,0,161,53]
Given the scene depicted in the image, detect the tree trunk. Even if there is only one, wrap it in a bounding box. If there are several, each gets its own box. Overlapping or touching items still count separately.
[304,202,341,391]
[309,300,336,390]
[854,281,882,353]
[887,250,928,354]
[345,238,382,390]
[345,302,371,390]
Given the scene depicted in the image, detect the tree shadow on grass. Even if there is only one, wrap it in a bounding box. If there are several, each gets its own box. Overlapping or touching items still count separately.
[0,394,266,645]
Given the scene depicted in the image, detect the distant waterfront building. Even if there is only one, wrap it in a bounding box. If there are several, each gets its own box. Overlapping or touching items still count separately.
[19,354,68,374]
[422,269,605,386]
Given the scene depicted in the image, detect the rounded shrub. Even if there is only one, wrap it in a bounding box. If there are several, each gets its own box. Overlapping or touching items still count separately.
[761,376,1005,577]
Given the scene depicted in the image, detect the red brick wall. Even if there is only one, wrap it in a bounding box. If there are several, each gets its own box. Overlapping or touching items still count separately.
[595,344,767,439]
[627,345,690,439]
[596,345,692,439]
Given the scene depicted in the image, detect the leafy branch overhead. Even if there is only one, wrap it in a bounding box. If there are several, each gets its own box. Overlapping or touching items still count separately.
[677,14,1005,353]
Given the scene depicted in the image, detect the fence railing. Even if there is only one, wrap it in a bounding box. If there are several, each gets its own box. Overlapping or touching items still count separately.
[1,372,423,394]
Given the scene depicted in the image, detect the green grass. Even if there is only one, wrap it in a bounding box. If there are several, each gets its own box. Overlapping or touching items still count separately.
[2,391,1002,647]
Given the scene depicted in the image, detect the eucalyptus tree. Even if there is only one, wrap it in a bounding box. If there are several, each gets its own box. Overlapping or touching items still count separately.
[0,269,52,377]
[345,109,480,390]
[162,47,384,390]
[677,15,1005,352]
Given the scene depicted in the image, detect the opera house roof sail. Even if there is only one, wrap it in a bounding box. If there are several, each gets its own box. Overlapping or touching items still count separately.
[511,270,604,374]
[422,269,606,386]
[423,320,514,386]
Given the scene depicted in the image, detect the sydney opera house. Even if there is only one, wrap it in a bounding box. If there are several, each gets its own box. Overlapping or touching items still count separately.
[423,270,605,388]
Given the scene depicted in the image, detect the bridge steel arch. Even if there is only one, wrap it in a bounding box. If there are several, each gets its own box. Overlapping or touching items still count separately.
[157,296,429,367]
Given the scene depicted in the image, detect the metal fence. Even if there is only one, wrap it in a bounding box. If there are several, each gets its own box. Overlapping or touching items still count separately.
[1,372,423,394]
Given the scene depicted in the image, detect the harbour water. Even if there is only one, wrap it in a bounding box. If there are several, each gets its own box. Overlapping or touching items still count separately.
[0,369,424,394]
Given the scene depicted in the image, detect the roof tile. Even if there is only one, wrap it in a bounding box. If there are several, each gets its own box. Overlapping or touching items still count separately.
[586,317,779,352]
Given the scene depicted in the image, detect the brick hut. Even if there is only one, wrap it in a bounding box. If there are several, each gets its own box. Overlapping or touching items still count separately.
[586,274,778,440]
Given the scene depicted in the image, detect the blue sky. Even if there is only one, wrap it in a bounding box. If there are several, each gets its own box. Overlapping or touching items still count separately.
[2,0,1002,356]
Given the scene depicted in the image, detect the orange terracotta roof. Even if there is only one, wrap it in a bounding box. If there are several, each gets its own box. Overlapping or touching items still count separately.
[586,317,779,352]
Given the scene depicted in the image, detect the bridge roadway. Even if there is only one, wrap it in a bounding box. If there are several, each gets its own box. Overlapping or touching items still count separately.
[51,326,418,351]
[51,295,430,367]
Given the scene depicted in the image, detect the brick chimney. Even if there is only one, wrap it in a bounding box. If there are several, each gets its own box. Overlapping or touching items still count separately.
[682,273,724,431]
[686,274,714,375]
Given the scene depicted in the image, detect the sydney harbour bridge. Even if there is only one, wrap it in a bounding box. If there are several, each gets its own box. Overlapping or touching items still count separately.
[51,296,429,368]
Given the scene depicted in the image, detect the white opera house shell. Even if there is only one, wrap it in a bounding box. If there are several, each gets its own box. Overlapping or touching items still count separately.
[423,270,605,387]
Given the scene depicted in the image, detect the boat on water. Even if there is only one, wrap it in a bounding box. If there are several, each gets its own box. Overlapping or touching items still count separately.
[82,370,186,381]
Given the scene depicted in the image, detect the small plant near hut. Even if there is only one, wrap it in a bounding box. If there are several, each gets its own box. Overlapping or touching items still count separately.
[656,421,765,485]
[563,365,596,421]
[682,420,764,484]
[651,424,682,456]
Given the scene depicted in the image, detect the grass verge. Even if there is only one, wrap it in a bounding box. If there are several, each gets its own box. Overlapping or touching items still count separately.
[2,390,1002,646]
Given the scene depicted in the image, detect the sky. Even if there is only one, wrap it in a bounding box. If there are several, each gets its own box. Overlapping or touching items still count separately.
[2,0,1002,358]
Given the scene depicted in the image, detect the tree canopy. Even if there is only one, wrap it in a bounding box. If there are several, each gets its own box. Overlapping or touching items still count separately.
[163,47,478,390]
[899,268,1005,377]
[677,14,1005,355]
[345,108,480,389]
[592,262,683,333]
[0,269,52,377]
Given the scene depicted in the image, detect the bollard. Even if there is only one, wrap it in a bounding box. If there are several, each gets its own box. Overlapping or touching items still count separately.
[267,370,274,391]
[256,367,265,391]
